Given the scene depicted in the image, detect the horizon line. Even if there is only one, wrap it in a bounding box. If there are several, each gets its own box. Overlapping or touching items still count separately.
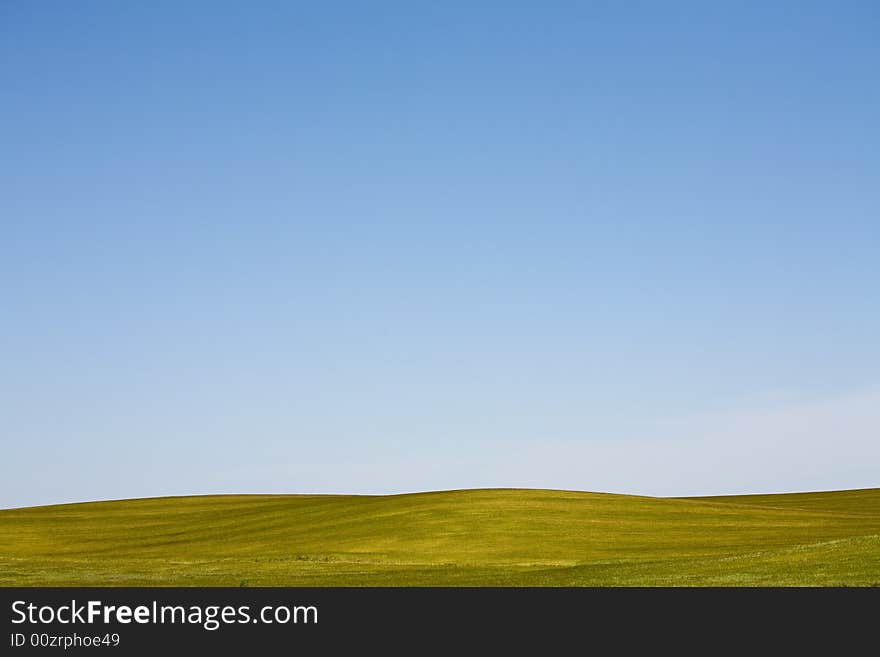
[3,485,878,512]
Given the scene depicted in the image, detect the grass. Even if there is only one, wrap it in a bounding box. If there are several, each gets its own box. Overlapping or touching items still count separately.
[1,488,879,586]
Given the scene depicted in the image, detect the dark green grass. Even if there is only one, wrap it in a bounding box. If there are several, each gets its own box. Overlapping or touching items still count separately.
[2,488,878,586]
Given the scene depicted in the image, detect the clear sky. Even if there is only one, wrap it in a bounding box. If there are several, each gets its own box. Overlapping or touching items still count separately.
[2,2,878,507]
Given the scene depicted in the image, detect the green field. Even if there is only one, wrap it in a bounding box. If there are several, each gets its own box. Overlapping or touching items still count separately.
[2,488,879,586]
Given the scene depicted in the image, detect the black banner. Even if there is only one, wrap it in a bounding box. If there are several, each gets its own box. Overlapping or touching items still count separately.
[1,587,875,653]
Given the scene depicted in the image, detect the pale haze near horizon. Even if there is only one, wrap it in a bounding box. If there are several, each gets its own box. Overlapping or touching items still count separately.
[2,2,878,508]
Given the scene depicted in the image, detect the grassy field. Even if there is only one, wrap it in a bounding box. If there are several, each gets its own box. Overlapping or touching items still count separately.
[1,488,879,586]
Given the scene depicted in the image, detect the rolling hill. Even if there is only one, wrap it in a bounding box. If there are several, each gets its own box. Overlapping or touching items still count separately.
[2,488,879,586]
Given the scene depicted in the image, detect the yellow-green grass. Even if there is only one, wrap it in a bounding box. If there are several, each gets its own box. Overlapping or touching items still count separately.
[2,488,879,586]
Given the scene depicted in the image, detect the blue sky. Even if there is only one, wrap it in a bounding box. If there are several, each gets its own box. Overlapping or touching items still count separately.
[2,2,878,507]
